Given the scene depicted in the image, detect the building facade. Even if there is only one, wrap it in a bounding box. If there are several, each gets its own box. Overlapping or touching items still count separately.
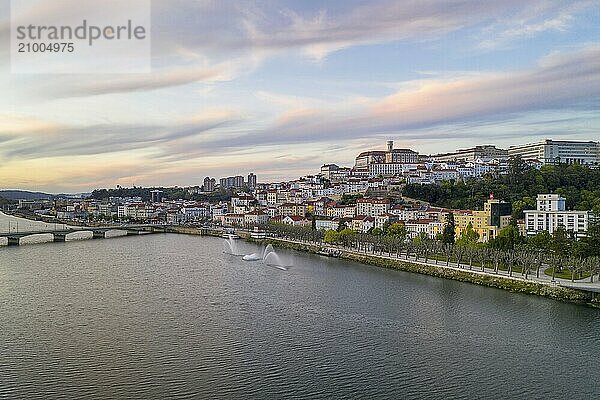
[524,194,590,238]
[508,139,600,166]
[432,145,508,162]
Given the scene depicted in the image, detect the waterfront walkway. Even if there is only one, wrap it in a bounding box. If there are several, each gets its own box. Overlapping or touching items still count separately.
[266,237,600,293]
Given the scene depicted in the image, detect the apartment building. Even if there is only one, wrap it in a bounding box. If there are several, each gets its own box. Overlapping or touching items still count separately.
[524,194,590,238]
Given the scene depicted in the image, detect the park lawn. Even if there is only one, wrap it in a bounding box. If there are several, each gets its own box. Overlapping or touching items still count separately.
[544,267,591,280]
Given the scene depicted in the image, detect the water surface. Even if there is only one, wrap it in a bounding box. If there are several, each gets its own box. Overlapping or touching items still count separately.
[1,234,598,399]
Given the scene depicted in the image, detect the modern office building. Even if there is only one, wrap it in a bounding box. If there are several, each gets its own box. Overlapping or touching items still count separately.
[508,139,600,166]
[453,196,512,242]
[524,194,590,238]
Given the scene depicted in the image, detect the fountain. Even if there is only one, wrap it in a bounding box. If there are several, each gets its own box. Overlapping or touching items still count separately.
[223,237,241,255]
[261,244,273,259]
[241,244,289,270]
[242,253,262,261]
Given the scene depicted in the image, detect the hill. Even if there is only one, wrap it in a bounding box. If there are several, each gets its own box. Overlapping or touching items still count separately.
[402,160,600,219]
[0,190,52,200]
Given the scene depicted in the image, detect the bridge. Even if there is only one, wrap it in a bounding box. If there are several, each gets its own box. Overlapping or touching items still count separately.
[0,224,169,246]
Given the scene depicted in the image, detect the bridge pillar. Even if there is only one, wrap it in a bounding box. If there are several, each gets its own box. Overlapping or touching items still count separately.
[7,236,20,246]
[54,233,67,243]
[53,233,67,242]
[93,230,105,239]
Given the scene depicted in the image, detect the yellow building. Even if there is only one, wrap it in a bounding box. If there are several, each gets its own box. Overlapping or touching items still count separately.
[453,198,512,242]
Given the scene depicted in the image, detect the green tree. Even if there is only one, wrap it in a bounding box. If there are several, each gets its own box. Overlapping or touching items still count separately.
[441,212,455,244]
[526,231,551,251]
[386,223,407,240]
[456,222,479,247]
[338,228,356,245]
[489,225,523,250]
[324,230,340,244]
[371,227,383,236]
[551,225,572,256]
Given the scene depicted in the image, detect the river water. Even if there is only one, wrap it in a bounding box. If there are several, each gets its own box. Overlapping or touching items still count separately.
[1,234,598,399]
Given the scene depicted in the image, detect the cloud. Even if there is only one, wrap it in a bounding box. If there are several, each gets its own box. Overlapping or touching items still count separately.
[49,64,233,98]
[192,44,600,149]
[0,109,242,159]
[478,1,595,49]
[5,0,594,98]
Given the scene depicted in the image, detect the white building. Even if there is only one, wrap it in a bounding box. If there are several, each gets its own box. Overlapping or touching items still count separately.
[524,194,590,238]
[244,210,269,226]
[509,139,600,166]
[356,198,391,217]
[315,218,340,231]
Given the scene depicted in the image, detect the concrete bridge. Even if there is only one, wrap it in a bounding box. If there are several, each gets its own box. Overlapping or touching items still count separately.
[0,224,169,246]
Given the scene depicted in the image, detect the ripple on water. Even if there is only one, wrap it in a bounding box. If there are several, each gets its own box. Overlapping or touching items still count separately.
[0,234,599,399]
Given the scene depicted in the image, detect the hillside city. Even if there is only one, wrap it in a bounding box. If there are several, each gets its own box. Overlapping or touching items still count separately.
[4,138,600,246]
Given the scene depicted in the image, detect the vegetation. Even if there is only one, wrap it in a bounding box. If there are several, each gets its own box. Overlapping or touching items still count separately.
[255,237,597,307]
[403,159,600,219]
[0,196,16,206]
[339,193,363,205]
[260,220,600,284]
[90,186,233,202]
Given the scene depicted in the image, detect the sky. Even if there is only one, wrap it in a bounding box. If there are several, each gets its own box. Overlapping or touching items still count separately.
[0,0,599,193]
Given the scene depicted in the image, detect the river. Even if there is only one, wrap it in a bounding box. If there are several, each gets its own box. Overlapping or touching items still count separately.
[0,234,598,399]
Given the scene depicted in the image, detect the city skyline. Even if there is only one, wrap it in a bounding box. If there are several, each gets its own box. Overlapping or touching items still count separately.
[1,0,599,192]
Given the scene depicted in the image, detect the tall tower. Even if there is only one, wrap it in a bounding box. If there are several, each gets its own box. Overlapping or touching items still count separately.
[387,140,393,152]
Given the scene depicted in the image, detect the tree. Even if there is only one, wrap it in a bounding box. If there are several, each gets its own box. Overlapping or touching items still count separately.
[441,212,455,244]
[371,227,384,236]
[550,225,572,257]
[489,225,523,250]
[338,229,356,246]
[337,219,347,232]
[526,231,551,251]
[386,223,407,240]
[456,222,479,247]
[577,222,600,258]
[324,230,340,244]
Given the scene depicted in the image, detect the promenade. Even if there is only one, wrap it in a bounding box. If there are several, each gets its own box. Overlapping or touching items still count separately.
[264,236,600,293]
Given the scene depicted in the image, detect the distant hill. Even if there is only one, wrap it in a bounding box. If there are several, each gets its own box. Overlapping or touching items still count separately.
[0,190,52,200]
[0,190,90,200]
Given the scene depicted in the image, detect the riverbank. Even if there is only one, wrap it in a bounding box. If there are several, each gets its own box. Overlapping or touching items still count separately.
[246,236,600,309]
[3,214,598,308]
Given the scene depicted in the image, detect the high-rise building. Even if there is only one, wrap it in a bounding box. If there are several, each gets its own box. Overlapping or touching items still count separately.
[203,177,215,192]
[247,173,257,189]
[234,175,244,188]
[508,139,600,166]
[220,175,245,189]
[150,190,163,203]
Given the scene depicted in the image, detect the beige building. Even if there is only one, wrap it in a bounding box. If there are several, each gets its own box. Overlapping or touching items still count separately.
[453,198,512,242]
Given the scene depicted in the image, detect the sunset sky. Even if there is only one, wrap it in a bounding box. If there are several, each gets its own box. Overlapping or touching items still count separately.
[1,0,599,193]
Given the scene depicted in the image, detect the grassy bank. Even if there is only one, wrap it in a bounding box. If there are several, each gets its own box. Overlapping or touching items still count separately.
[248,237,600,309]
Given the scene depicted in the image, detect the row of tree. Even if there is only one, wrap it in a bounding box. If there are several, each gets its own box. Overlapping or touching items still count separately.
[264,220,600,282]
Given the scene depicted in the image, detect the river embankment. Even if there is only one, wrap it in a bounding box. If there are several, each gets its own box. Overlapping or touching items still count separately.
[246,236,600,309]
